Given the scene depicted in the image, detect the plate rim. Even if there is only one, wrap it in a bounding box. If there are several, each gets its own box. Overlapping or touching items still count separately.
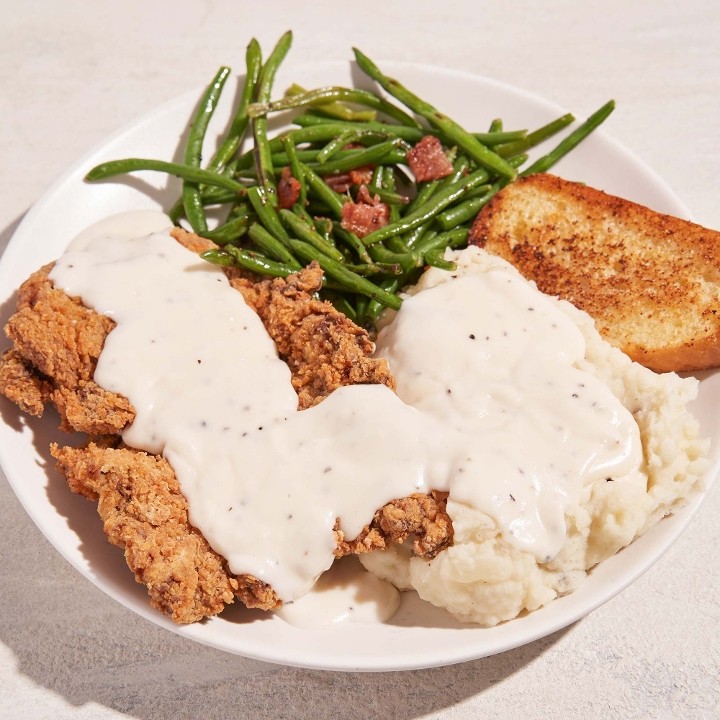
[0,60,714,672]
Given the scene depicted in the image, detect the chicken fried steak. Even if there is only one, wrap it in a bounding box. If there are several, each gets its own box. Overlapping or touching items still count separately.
[0,230,452,623]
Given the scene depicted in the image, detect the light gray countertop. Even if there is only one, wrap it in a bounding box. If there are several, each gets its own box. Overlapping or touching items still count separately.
[1,1,718,718]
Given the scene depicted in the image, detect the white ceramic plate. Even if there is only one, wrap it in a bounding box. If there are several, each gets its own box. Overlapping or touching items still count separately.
[0,61,717,672]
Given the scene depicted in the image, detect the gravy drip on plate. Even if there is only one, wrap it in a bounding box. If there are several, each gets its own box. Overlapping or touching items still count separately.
[49,213,641,605]
[274,556,400,627]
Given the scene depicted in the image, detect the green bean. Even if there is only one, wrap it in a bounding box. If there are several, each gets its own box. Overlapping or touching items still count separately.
[379,166,402,224]
[234,123,380,171]
[434,187,495,230]
[201,211,251,245]
[200,246,294,277]
[361,270,421,326]
[365,186,409,206]
[413,228,468,256]
[313,216,336,245]
[251,85,421,127]
[292,202,317,229]
[293,113,427,141]
[246,185,291,245]
[235,148,326,173]
[367,242,421,272]
[289,240,402,310]
[521,100,615,176]
[372,167,405,237]
[434,155,527,229]
[444,155,473,184]
[200,248,235,266]
[252,30,293,205]
[181,66,232,232]
[301,162,347,218]
[284,84,378,122]
[279,208,345,262]
[172,185,241,214]
[495,113,575,158]
[400,160,464,245]
[343,261,403,276]
[403,179,440,216]
[247,222,302,268]
[235,145,408,177]
[331,225,373,264]
[207,40,262,173]
[402,222,432,250]
[294,114,527,147]
[281,135,307,207]
[315,129,394,164]
[353,48,517,180]
[85,158,248,194]
[473,129,527,145]
[361,167,491,245]
[315,129,356,164]
[307,140,409,175]
[424,248,457,271]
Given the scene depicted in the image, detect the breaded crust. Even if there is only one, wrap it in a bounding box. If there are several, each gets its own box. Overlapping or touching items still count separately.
[469,173,720,372]
[51,440,278,622]
[1,229,452,622]
[337,490,452,559]
[0,264,135,433]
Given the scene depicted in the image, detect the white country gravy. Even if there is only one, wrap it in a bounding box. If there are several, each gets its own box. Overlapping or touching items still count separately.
[49,211,642,609]
[274,556,400,627]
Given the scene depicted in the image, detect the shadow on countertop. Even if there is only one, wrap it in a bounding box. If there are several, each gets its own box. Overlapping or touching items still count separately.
[0,470,571,720]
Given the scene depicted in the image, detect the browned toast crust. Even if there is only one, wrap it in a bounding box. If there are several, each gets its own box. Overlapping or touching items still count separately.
[469,173,720,372]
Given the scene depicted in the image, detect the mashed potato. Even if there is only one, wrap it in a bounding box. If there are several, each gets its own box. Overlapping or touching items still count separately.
[362,247,708,627]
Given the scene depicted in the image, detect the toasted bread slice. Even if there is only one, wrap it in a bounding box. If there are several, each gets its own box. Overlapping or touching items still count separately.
[468,173,720,373]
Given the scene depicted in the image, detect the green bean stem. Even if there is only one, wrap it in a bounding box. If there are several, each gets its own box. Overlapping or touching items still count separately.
[353,48,517,180]
[250,85,421,127]
[521,100,615,176]
[495,113,575,158]
[85,158,248,194]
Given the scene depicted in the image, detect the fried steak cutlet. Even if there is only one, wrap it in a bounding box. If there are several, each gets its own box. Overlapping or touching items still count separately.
[0,229,453,623]
[0,263,134,434]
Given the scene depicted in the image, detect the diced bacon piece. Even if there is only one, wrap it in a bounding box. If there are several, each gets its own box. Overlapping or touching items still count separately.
[349,165,374,186]
[356,184,376,205]
[406,135,453,182]
[324,164,375,194]
[324,173,353,193]
[277,167,301,209]
[340,186,390,238]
